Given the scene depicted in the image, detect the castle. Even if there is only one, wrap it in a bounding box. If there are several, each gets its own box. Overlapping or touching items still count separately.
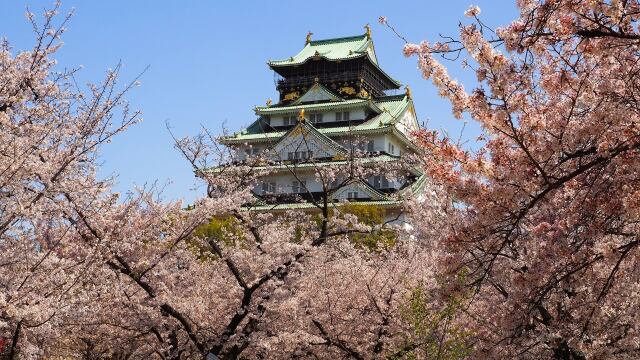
[217,27,425,220]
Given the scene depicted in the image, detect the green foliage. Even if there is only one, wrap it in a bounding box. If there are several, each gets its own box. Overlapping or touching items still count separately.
[389,282,472,360]
[339,203,398,251]
[187,216,245,262]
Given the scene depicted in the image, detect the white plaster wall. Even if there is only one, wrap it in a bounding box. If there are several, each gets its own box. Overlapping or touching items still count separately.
[268,107,366,127]
[395,108,418,136]
[254,173,323,195]
[382,135,402,155]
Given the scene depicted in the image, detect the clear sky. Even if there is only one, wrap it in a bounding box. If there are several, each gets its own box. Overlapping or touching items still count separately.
[1,1,518,203]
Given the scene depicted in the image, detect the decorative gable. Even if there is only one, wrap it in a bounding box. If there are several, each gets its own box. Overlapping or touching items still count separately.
[394,103,420,136]
[270,122,346,161]
[293,83,343,105]
[331,180,387,201]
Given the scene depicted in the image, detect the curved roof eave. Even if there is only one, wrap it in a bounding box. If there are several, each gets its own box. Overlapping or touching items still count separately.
[269,52,400,88]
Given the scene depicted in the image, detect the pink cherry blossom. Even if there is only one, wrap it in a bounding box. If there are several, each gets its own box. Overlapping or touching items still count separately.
[405,0,640,358]
[464,5,481,18]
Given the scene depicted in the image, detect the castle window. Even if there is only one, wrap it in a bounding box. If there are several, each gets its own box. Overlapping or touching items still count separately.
[292,151,312,161]
[245,147,261,156]
[347,191,359,199]
[367,140,374,152]
[310,113,323,123]
[292,180,307,193]
[284,116,297,126]
[388,143,395,154]
[335,111,350,121]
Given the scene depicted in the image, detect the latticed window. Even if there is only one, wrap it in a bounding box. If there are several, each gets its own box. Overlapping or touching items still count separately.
[347,191,359,199]
[292,180,306,193]
[335,111,350,121]
[290,151,312,160]
[283,116,297,126]
[309,113,323,123]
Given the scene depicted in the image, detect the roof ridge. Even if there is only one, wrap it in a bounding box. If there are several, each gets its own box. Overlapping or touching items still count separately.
[309,34,367,45]
[299,121,347,153]
[269,120,347,154]
[374,94,407,101]
[332,178,389,201]
[291,83,343,105]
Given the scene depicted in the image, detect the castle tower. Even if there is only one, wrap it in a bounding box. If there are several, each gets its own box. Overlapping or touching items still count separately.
[217,29,426,218]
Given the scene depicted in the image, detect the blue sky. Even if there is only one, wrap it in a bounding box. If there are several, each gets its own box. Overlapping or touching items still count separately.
[1,1,518,202]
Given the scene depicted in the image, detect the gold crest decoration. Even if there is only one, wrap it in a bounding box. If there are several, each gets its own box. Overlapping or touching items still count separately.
[338,86,356,96]
[284,91,300,101]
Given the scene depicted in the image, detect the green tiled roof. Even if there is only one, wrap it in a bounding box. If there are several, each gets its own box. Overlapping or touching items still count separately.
[267,33,400,88]
[329,178,390,201]
[240,173,427,212]
[269,34,374,67]
[255,98,375,115]
[240,154,400,172]
[240,172,427,212]
[224,95,410,143]
[245,200,403,212]
[205,154,399,172]
[274,120,347,155]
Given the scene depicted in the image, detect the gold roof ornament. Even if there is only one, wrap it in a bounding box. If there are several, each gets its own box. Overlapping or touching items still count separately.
[365,23,371,39]
[298,108,305,122]
[338,86,357,96]
[283,91,300,102]
[306,31,313,45]
[266,98,272,107]
[405,85,412,99]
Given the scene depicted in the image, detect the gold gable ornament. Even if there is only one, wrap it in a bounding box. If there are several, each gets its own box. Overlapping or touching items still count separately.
[284,91,300,102]
[298,108,306,122]
[338,86,356,96]
[405,85,412,99]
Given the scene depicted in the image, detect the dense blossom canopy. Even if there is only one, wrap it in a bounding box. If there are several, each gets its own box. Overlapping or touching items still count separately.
[401,0,640,358]
[0,6,445,359]
[4,1,640,359]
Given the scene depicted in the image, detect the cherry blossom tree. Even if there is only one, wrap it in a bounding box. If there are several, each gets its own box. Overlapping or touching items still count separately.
[70,128,444,359]
[0,3,145,357]
[24,128,445,359]
[1,4,455,359]
[393,1,640,358]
